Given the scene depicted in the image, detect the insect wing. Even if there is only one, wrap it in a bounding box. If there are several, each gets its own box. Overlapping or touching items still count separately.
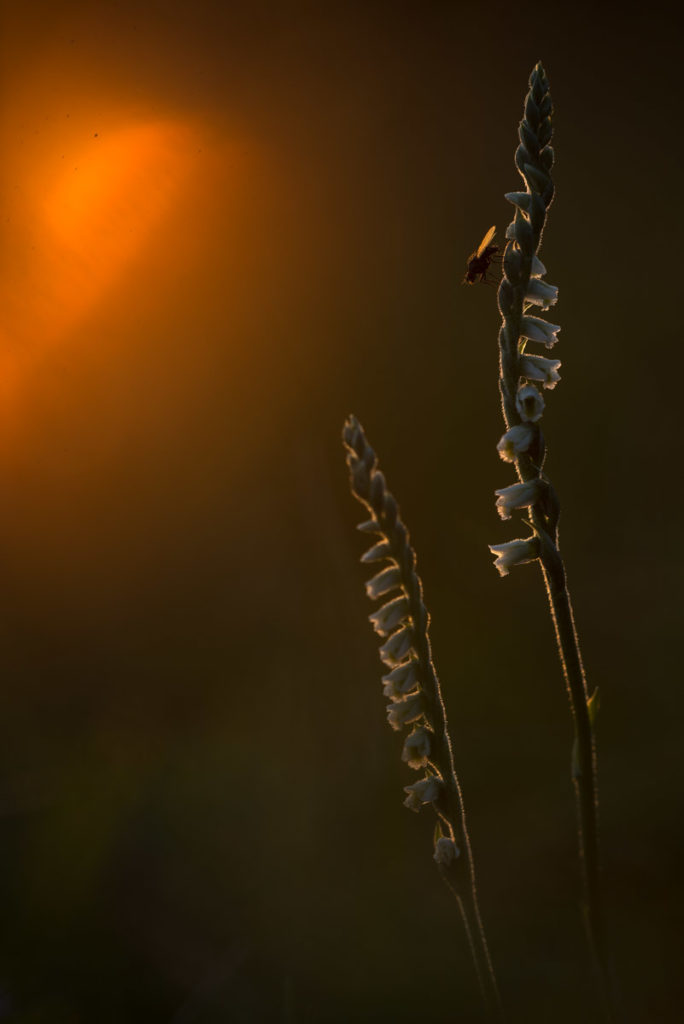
[476,225,496,257]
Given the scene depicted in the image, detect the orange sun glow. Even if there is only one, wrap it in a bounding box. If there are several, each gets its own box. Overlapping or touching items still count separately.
[1,114,199,359]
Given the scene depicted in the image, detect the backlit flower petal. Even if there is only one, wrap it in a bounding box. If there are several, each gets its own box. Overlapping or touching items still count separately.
[403,775,442,812]
[386,693,423,732]
[525,278,558,309]
[516,384,545,422]
[519,353,561,389]
[488,537,539,577]
[378,626,414,666]
[365,566,402,600]
[401,726,432,769]
[382,658,420,700]
[495,479,544,520]
[497,423,535,462]
[520,315,561,349]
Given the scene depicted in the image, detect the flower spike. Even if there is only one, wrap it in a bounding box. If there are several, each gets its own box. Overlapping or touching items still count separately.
[342,415,502,1016]
[490,64,613,1007]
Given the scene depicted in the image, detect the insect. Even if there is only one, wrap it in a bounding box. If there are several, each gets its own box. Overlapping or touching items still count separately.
[463,225,499,284]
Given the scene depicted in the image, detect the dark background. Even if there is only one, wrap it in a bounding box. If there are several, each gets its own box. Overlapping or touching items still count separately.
[0,1,682,1021]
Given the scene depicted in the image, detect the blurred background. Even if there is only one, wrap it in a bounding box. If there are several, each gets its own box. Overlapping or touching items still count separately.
[0,1,681,1020]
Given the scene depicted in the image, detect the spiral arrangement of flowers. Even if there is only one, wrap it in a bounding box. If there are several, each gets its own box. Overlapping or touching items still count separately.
[342,414,501,1017]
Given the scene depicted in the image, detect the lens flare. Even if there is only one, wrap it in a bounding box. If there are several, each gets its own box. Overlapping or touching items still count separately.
[1,115,198,355]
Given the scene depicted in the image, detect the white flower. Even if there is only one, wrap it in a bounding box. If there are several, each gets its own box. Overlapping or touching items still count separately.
[378,626,414,666]
[519,353,561,390]
[368,595,409,637]
[530,255,547,278]
[433,837,460,867]
[403,775,442,813]
[497,423,535,463]
[401,726,432,769]
[520,315,560,349]
[488,538,539,577]
[365,566,401,600]
[516,384,545,422]
[386,693,423,732]
[361,539,391,563]
[495,479,543,520]
[382,658,419,700]
[525,278,558,310]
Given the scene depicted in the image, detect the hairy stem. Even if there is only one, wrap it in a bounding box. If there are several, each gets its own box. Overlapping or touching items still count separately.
[538,550,612,1017]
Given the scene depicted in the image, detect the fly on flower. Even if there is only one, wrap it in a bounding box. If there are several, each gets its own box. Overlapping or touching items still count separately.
[463,225,499,285]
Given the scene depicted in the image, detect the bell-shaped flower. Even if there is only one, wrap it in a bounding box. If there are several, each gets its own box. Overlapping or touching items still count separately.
[401,726,432,769]
[495,479,544,520]
[386,693,423,732]
[403,775,442,813]
[520,315,560,349]
[433,837,460,867]
[365,566,401,601]
[497,423,535,463]
[378,626,414,666]
[382,658,420,701]
[488,537,539,577]
[520,353,561,390]
[516,384,545,422]
[525,278,558,310]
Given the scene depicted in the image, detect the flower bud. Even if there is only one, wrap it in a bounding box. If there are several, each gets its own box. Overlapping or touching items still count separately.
[433,837,460,866]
